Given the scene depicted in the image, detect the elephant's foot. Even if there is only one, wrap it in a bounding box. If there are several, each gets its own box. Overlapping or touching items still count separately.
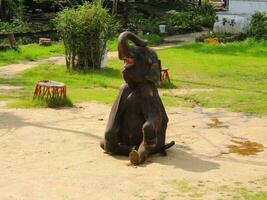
[129,150,140,165]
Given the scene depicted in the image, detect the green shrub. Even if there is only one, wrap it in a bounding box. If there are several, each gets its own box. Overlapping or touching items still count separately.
[128,9,158,34]
[195,3,216,28]
[0,18,29,34]
[55,2,120,71]
[0,0,20,21]
[249,12,267,40]
[139,34,164,45]
[149,0,195,11]
[165,10,201,33]
[164,3,216,33]
[33,97,73,108]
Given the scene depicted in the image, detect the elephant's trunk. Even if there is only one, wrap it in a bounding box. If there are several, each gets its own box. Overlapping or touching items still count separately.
[118,31,147,60]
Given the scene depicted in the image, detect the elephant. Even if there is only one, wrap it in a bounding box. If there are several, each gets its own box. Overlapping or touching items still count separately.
[100,31,175,165]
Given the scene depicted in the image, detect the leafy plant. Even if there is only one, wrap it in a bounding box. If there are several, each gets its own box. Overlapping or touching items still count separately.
[149,0,195,11]
[139,34,164,45]
[164,2,216,33]
[55,2,120,71]
[128,9,159,33]
[165,10,201,33]
[0,18,29,34]
[249,12,267,40]
[194,2,216,28]
[0,0,19,20]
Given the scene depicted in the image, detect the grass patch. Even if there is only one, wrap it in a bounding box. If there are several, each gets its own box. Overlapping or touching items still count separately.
[228,186,267,200]
[0,39,119,66]
[158,39,267,114]
[107,34,164,52]
[166,180,203,198]
[0,59,123,107]
[7,97,73,108]
[0,39,266,114]
[165,180,267,200]
[0,43,64,66]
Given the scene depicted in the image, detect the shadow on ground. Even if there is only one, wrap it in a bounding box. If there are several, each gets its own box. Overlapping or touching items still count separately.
[0,112,102,140]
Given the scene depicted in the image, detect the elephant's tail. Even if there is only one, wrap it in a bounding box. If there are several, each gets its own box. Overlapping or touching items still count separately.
[154,141,175,156]
[162,141,175,150]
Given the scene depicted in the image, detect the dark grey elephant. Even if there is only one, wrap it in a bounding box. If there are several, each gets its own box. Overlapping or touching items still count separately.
[100,31,175,165]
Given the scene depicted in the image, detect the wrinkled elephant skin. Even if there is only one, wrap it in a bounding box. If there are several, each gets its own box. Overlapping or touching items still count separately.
[100,31,175,165]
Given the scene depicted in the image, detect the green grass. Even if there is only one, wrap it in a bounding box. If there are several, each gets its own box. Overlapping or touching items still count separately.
[158,39,267,114]
[165,179,267,200]
[0,39,266,114]
[0,35,163,67]
[165,179,203,198]
[107,34,164,51]
[0,43,64,66]
[0,39,118,66]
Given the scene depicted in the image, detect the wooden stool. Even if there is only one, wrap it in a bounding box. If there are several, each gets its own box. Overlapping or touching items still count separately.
[33,80,66,100]
[161,68,170,83]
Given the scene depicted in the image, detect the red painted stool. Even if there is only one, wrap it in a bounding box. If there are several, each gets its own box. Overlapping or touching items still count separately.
[161,68,170,83]
[33,80,66,100]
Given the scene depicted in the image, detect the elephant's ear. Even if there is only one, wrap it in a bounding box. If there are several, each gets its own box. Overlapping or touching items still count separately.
[145,61,161,84]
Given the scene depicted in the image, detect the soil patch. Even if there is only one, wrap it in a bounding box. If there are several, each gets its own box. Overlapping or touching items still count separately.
[0,103,266,199]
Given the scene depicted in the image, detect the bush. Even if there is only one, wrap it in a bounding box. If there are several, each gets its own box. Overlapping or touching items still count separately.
[0,18,29,34]
[33,97,73,108]
[249,12,267,40]
[164,3,216,34]
[55,2,120,71]
[128,9,159,34]
[195,3,216,28]
[165,10,201,33]
[139,34,164,45]
[196,32,247,43]
[149,0,195,11]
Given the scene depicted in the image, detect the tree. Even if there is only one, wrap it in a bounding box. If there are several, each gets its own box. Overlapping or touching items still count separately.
[123,0,129,26]
[55,2,119,71]
[0,0,19,21]
[0,0,27,49]
[112,0,118,15]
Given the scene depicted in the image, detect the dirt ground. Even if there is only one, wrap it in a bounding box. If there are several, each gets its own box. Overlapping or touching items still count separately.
[0,102,266,200]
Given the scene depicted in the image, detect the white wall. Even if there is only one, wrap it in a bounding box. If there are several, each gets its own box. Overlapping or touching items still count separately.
[229,0,267,14]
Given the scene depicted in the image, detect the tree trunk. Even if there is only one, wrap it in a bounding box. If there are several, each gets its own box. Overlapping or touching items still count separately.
[7,33,18,49]
[123,0,129,27]
[112,0,118,15]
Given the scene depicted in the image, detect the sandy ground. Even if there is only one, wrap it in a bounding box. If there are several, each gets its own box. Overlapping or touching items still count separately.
[0,102,266,200]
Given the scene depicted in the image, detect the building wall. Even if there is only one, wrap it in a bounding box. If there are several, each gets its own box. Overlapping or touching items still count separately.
[229,0,267,14]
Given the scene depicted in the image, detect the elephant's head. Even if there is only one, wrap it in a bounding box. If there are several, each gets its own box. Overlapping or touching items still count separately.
[118,31,161,86]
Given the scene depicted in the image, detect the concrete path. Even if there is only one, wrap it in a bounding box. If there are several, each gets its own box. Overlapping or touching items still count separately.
[164,31,207,43]
[0,56,66,77]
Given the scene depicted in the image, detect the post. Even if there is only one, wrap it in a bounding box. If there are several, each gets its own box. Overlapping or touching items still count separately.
[7,33,18,49]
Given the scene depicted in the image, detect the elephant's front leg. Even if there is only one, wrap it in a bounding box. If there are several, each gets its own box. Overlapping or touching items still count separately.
[129,120,159,165]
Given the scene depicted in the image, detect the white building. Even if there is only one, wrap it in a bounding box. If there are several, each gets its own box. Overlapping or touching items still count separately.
[213,0,267,33]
